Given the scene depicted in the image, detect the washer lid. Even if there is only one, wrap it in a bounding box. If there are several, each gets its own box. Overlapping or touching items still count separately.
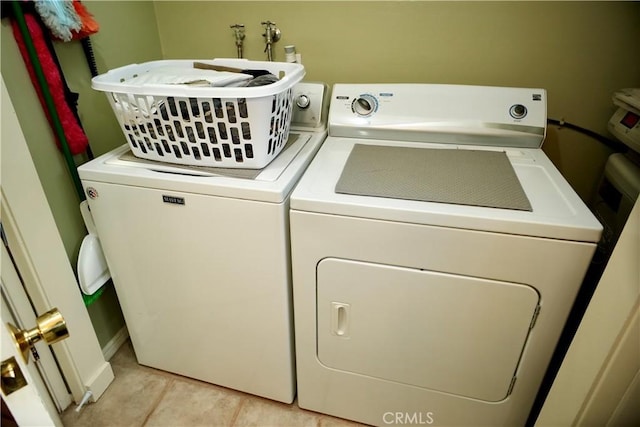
[290,137,602,242]
[78,131,326,203]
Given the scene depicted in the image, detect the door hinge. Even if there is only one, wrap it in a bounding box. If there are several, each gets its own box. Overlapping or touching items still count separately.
[507,376,517,396]
[0,222,8,248]
[529,305,541,329]
[30,347,41,362]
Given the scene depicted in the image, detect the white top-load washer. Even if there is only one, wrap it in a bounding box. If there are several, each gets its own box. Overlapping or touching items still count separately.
[78,83,328,404]
[289,84,602,425]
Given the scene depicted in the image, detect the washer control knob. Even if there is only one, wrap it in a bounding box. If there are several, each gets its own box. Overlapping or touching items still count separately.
[510,104,528,119]
[296,94,311,109]
[352,94,378,117]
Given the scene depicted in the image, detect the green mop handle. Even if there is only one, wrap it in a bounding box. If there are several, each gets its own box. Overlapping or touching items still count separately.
[10,2,107,307]
[11,0,86,202]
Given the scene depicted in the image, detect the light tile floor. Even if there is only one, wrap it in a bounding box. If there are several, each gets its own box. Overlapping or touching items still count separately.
[61,340,367,427]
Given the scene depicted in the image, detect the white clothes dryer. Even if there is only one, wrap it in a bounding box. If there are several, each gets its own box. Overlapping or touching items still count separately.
[78,83,328,404]
[289,84,602,425]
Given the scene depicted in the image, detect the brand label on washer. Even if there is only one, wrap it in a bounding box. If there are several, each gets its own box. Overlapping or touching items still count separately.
[86,187,98,199]
[162,195,185,205]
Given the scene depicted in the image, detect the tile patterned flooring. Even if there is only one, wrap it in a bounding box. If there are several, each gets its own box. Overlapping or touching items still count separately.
[61,340,366,427]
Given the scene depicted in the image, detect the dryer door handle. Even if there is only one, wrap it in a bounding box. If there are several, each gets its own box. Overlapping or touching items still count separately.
[331,302,350,338]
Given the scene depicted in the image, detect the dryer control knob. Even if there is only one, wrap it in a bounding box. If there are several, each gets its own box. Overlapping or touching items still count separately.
[510,104,528,119]
[352,94,378,117]
[296,94,311,109]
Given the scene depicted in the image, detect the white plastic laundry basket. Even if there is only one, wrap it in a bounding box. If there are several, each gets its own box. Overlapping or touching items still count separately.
[92,58,305,168]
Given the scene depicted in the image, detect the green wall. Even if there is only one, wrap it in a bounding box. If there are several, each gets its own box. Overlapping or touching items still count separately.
[2,1,639,348]
[1,1,162,347]
[155,1,640,200]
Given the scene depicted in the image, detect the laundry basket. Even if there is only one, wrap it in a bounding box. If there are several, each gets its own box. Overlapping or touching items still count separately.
[92,58,305,168]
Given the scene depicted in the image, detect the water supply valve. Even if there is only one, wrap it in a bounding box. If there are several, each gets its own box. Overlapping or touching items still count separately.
[261,21,281,61]
[230,24,245,58]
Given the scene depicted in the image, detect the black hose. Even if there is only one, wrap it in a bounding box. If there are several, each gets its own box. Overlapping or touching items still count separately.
[547,118,628,152]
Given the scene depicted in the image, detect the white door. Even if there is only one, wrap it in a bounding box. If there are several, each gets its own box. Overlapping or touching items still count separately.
[317,258,540,402]
[1,75,115,409]
[1,241,65,427]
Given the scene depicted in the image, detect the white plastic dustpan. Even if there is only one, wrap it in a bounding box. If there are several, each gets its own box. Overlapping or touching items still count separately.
[77,201,110,295]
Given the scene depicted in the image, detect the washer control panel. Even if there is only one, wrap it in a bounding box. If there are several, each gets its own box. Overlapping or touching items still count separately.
[291,82,329,131]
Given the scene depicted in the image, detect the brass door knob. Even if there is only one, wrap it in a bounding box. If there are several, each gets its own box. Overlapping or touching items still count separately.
[7,307,69,363]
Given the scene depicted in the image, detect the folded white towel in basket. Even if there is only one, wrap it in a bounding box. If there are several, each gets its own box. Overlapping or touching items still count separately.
[125,66,252,87]
[113,67,253,125]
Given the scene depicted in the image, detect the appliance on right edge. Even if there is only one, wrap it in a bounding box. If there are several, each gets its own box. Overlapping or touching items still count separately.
[289,84,603,426]
[592,88,640,264]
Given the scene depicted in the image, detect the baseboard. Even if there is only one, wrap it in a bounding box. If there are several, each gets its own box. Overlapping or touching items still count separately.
[101,326,129,361]
[83,361,114,402]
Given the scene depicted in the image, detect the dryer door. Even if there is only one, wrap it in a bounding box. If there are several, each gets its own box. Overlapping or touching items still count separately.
[316,258,540,402]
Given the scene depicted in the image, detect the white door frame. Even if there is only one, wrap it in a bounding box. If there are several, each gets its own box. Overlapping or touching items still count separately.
[1,76,114,406]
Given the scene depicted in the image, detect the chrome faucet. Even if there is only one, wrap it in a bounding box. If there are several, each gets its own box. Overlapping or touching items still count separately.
[261,21,281,61]
[230,24,245,58]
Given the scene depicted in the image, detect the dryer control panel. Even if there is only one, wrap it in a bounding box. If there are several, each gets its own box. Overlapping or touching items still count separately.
[329,84,547,149]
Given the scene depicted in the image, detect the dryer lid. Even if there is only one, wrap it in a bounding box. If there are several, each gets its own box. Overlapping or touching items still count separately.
[335,144,532,211]
[290,138,603,243]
